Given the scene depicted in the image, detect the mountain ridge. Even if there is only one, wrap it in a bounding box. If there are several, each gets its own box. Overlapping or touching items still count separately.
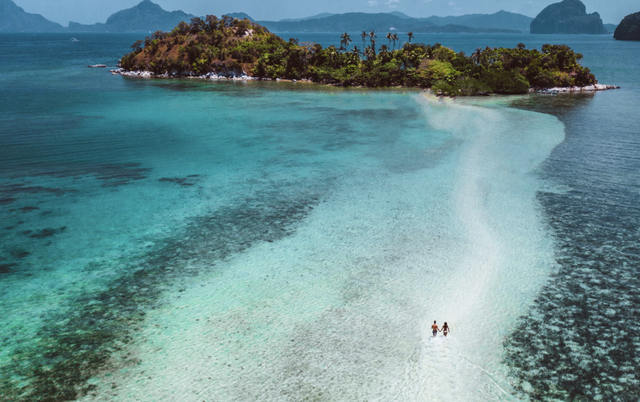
[68,0,195,32]
[0,0,64,32]
[256,10,533,33]
[0,0,540,34]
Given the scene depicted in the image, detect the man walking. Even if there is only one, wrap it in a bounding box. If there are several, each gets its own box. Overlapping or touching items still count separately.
[431,320,440,338]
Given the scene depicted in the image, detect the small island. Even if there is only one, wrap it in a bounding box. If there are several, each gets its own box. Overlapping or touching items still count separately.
[530,0,608,35]
[614,12,640,41]
[117,16,614,95]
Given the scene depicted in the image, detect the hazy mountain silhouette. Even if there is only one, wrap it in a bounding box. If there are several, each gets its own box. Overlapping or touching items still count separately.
[0,0,64,32]
[256,10,533,33]
[0,0,535,34]
[67,0,195,32]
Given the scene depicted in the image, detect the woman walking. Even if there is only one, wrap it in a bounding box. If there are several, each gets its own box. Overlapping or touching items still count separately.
[442,322,451,337]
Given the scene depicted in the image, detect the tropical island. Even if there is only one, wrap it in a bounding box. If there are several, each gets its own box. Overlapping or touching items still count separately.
[117,16,612,96]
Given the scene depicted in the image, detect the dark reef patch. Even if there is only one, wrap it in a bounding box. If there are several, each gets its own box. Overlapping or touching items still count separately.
[2,163,151,188]
[0,188,324,401]
[94,163,151,187]
[0,182,74,206]
[158,175,200,187]
[10,250,30,259]
[19,206,40,213]
[0,197,17,205]
[29,227,67,239]
[0,263,16,274]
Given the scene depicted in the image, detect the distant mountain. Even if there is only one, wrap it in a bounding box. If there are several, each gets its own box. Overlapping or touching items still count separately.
[412,24,521,34]
[530,0,607,34]
[258,10,532,33]
[603,23,618,33]
[227,12,254,22]
[389,11,413,19]
[422,14,484,26]
[68,0,195,33]
[614,12,640,40]
[0,0,64,32]
[257,13,417,33]
[461,11,533,32]
[279,13,335,22]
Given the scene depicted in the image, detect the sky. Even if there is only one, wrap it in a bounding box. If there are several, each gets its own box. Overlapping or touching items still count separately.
[13,0,637,26]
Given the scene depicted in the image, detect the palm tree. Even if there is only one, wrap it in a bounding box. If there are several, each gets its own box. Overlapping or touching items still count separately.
[340,32,352,53]
[361,31,367,50]
[379,44,389,56]
[386,32,392,49]
[369,31,377,54]
[352,46,361,59]
[407,31,414,44]
[391,33,399,51]
[471,47,482,65]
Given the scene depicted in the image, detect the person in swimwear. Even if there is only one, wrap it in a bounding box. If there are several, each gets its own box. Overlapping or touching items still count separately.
[431,320,440,337]
[442,322,451,337]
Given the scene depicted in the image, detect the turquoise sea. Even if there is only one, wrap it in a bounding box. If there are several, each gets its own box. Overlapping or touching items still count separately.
[0,32,639,401]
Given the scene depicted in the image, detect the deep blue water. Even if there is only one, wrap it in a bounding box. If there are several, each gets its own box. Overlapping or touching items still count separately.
[1,32,639,401]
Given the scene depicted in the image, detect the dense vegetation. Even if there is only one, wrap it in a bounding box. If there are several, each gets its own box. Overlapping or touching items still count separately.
[120,15,597,95]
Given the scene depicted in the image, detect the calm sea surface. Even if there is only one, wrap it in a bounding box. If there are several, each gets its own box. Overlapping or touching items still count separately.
[0,32,639,401]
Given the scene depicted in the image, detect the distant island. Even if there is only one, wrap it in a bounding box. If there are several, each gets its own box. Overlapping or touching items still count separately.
[116,16,612,96]
[530,0,608,34]
[614,12,640,41]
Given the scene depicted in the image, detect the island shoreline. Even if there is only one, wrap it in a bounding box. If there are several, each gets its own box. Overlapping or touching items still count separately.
[111,68,619,94]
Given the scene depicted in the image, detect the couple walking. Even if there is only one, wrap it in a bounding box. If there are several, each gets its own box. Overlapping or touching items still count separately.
[431,320,450,337]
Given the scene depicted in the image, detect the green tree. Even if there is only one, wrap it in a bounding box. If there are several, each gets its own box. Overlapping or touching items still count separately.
[471,47,482,65]
[340,32,352,52]
[352,46,361,59]
[131,40,143,53]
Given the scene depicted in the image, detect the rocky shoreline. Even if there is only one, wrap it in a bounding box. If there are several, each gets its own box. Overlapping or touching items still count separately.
[530,83,619,93]
[110,68,315,83]
[112,68,619,94]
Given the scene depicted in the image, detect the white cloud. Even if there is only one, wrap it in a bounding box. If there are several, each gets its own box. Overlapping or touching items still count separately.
[368,0,378,6]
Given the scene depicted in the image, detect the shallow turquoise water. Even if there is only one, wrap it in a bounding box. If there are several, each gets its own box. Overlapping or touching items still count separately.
[1,33,639,401]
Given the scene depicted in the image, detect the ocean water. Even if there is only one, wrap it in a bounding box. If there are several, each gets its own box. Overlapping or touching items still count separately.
[0,33,638,401]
